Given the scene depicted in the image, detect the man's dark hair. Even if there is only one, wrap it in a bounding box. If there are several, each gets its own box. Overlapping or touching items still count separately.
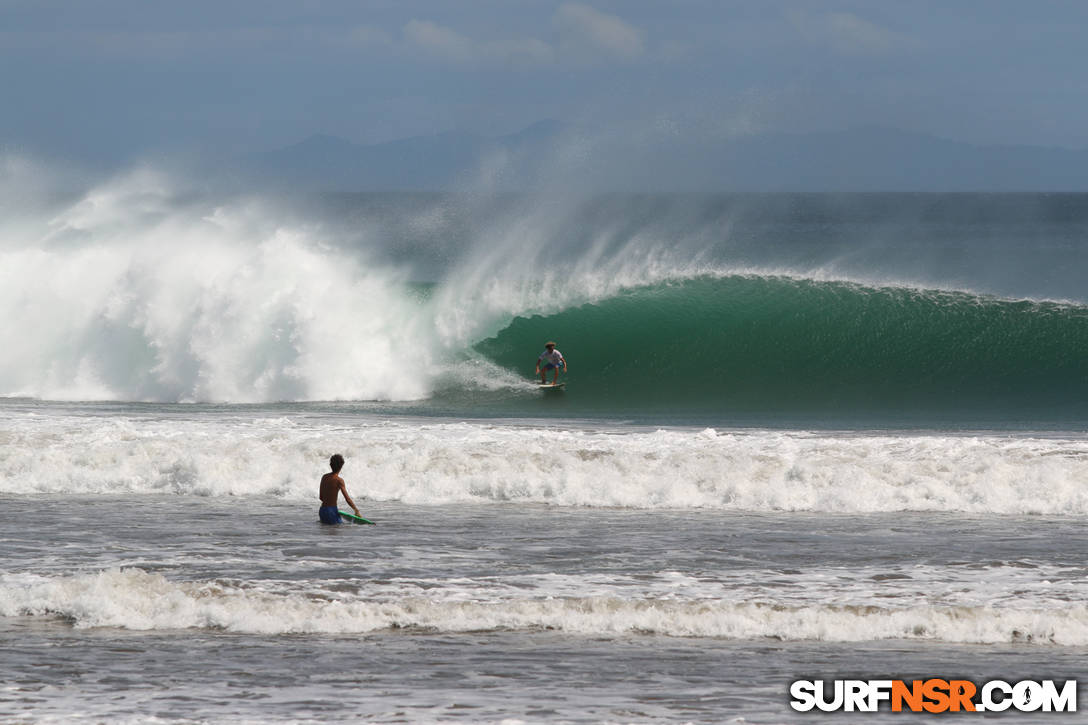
[330,454,345,473]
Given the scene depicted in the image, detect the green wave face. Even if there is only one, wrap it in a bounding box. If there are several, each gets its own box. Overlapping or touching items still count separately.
[474,275,1088,416]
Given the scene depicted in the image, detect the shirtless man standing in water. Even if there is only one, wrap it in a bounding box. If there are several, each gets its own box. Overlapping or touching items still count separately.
[318,454,361,525]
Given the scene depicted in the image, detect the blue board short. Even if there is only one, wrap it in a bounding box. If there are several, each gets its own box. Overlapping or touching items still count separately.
[543,363,559,371]
[318,506,342,524]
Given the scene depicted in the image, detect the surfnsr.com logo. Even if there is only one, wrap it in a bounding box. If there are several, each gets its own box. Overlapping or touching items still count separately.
[790,679,1077,713]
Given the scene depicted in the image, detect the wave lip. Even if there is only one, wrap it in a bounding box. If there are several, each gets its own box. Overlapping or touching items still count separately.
[3,569,1086,645]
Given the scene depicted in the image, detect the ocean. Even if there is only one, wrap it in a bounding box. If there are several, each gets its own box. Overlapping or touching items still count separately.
[2,183,1087,723]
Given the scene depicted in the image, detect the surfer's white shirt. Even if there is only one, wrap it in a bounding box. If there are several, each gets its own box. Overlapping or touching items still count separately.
[538,349,564,366]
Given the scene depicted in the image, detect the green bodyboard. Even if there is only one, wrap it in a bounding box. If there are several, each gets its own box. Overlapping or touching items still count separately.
[339,510,376,525]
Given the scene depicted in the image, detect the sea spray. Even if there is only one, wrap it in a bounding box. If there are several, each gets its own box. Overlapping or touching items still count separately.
[0,170,439,402]
[0,169,721,403]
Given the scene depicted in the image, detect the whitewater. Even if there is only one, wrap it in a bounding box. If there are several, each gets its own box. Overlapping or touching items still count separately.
[4,407,1088,515]
[3,167,1087,723]
[0,167,725,405]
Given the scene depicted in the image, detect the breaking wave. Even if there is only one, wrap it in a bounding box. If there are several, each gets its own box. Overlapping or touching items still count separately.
[4,568,1086,644]
[4,413,1088,515]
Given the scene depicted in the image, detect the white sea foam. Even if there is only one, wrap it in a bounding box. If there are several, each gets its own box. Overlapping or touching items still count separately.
[0,170,454,403]
[3,411,1088,515]
[3,568,1086,644]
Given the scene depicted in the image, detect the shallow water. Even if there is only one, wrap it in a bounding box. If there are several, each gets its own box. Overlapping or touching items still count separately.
[3,493,1086,722]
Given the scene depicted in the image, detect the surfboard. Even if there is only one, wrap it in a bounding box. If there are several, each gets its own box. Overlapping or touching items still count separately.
[538,382,566,390]
[339,510,376,525]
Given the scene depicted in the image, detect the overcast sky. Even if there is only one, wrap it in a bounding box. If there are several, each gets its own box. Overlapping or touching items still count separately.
[2,0,1087,163]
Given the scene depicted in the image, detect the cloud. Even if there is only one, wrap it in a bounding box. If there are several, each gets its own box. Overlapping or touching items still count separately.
[403,19,475,63]
[554,2,644,60]
[401,5,647,69]
[403,19,554,67]
[790,10,908,56]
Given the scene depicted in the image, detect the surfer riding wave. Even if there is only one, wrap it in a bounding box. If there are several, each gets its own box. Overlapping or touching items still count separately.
[535,341,567,385]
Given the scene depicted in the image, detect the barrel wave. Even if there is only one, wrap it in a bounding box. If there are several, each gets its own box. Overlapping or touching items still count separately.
[5,167,1088,423]
[476,275,1088,417]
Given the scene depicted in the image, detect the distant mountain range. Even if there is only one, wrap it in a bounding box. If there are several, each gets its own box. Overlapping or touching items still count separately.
[240,121,1088,192]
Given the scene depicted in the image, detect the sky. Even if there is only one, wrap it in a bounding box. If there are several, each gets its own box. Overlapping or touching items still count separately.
[2,0,1087,164]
